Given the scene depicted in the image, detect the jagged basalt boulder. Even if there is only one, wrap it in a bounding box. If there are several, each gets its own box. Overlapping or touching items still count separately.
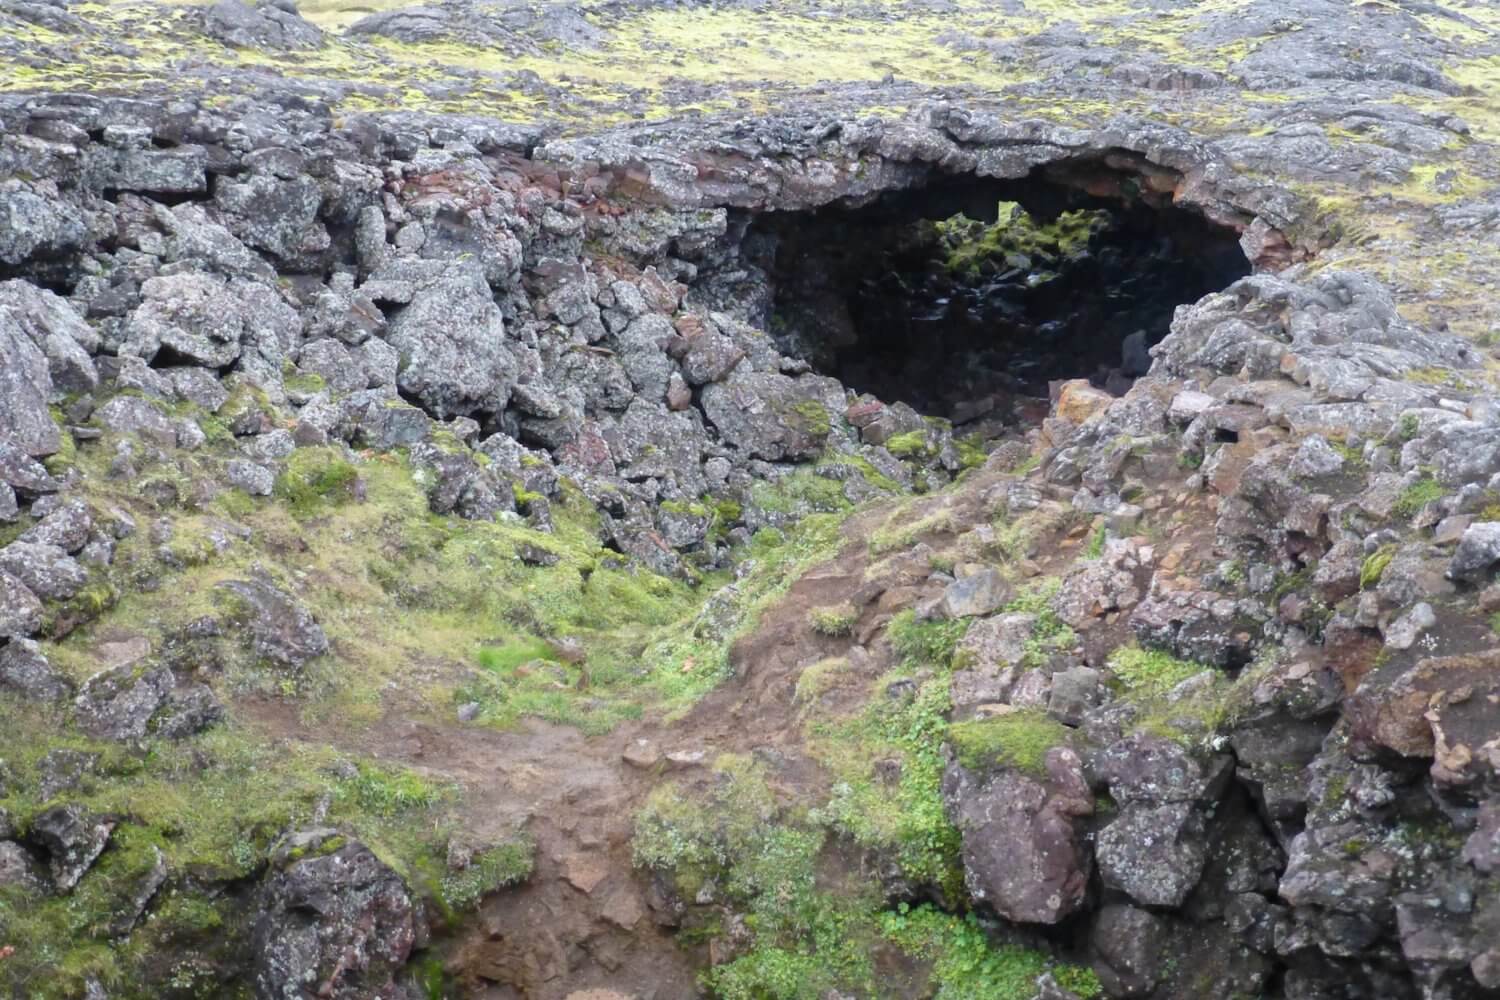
[28,803,114,892]
[202,0,324,52]
[0,636,72,700]
[0,540,88,601]
[72,663,175,741]
[252,840,420,1000]
[217,578,329,672]
[385,266,515,419]
[0,572,45,638]
[699,370,838,462]
[0,300,61,458]
[942,747,1093,924]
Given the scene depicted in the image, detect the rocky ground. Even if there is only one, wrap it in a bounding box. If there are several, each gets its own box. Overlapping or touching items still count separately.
[4,0,1500,998]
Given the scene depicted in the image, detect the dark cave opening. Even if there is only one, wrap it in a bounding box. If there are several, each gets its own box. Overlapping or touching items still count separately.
[739,163,1253,432]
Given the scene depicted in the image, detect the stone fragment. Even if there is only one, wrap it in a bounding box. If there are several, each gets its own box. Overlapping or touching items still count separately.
[0,637,72,701]
[0,300,60,457]
[0,571,44,637]
[0,541,88,600]
[937,568,1010,619]
[252,841,418,1000]
[1448,521,1500,582]
[942,747,1093,924]
[29,804,114,892]
[218,578,329,671]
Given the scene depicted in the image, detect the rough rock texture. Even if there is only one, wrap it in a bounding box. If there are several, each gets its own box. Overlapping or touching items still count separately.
[4,0,1500,995]
[942,747,1093,924]
[251,841,420,1000]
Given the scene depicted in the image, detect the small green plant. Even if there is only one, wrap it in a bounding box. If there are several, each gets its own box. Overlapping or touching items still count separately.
[887,609,968,669]
[438,835,535,912]
[1392,476,1443,519]
[884,430,934,459]
[1001,580,1076,669]
[1107,644,1208,697]
[1361,545,1398,589]
[870,507,955,554]
[750,470,851,515]
[809,676,963,893]
[1396,412,1421,442]
[794,656,849,705]
[881,904,1102,999]
[476,637,558,675]
[1008,453,1041,476]
[1083,521,1107,559]
[341,763,444,817]
[807,602,859,636]
[948,710,1071,776]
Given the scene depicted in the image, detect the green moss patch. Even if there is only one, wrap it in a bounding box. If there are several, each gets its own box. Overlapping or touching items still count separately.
[887,609,968,670]
[948,709,1071,776]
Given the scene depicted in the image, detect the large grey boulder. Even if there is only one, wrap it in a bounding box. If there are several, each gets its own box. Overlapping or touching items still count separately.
[938,568,1010,619]
[120,272,248,369]
[0,280,99,393]
[213,170,328,262]
[0,302,60,457]
[0,437,59,498]
[0,840,45,892]
[1096,802,1208,908]
[942,746,1093,924]
[29,804,114,892]
[252,841,420,1000]
[0,190,87,267]
[385,266,516,418]
[699,370,836,461]
[0,637,72,701]
[19,497,93,554]
[0,570,45,637]
[73,663,176,741]
[218,578,329,671]
[0,541,88,600]
[1448,522,1500,583]
[94,396,179,448]
[202,0,324,50]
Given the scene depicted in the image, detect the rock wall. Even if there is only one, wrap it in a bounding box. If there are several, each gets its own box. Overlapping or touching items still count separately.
[5,82,1500,1000]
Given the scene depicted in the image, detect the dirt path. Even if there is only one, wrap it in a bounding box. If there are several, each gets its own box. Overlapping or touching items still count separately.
[240,470,1012,999]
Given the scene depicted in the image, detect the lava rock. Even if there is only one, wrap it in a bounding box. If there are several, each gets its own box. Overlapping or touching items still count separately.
[0,841,45,893]
[226,459,276,497]
[0,571,45,638]
[937,567,1010,619]
[217,578,329,671]
[29,804,114,892]
[0,280,99,394]
[699,370,836,462]
[19,497,93,554]
[0,190,87,268]
[202,0,324,51]
[1090,903,1166,997]
[386,266,515,419]
[252,840,420,1000]
[1448,521,1500,582]
[942,747,1093,924]
[72,663,175,741]
[1096,802,1208,907]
